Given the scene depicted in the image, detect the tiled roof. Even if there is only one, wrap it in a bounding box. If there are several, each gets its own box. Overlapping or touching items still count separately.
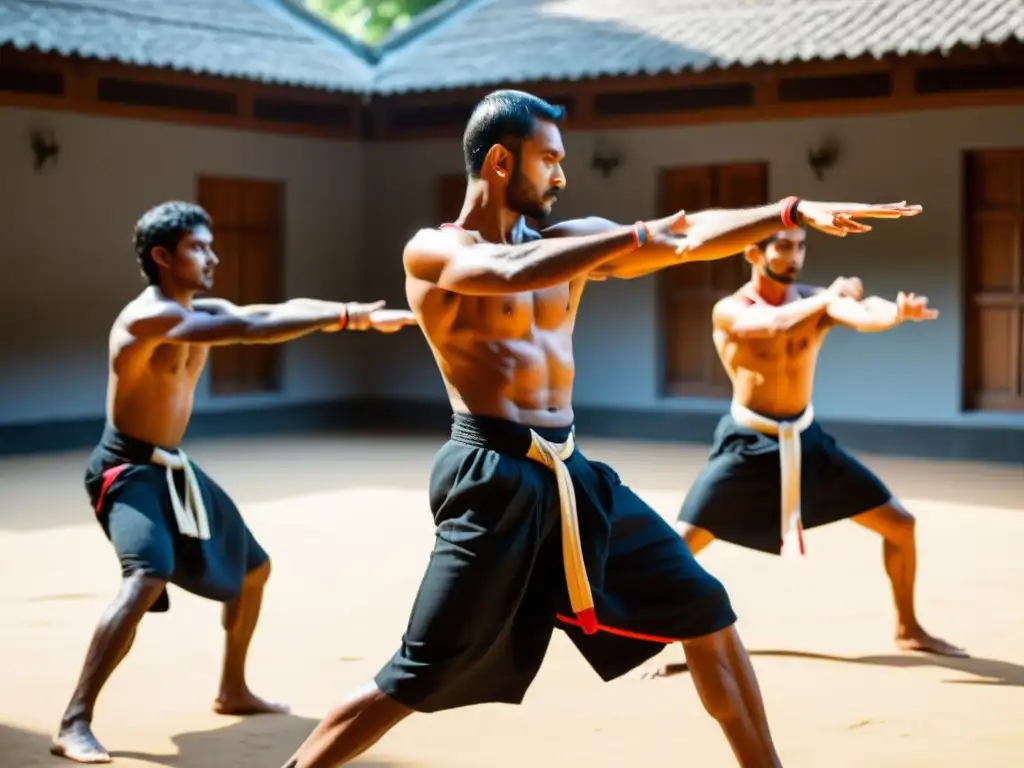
[3,0,1021,96]
[0,0,375,92]
[372,0,1024,94]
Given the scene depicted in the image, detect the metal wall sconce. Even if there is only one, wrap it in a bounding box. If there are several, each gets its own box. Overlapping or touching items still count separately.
[807,136,841,181]
[30,129,60,173]
[591,137,623,178]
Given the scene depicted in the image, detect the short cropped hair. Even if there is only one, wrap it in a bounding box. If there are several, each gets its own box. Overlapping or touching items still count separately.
[463,89,566,177]
[132,201,211,285]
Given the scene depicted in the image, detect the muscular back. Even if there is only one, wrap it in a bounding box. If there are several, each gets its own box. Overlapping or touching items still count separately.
[714,284,832,417]
[107,291,209,448]
[406,227,585,428]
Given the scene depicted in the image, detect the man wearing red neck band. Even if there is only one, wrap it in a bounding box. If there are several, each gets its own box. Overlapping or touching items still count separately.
[653,227,964,683]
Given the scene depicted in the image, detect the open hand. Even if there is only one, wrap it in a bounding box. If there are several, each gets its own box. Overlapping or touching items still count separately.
[649,229,688,253]
[369,308,418,333]
[798,201,922,237]
[896,291,938,322]
[664,210,688,236]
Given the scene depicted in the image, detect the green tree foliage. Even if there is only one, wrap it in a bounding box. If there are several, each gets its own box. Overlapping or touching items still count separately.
[304,0,443,44]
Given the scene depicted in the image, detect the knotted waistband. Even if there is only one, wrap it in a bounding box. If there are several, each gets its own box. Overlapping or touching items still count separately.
[449,413,596,633]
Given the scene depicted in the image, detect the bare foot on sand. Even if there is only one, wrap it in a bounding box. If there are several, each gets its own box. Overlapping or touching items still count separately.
[51,720,111,764]
[214,688,291,715]
[896,627,967,657]
[637,661,690,680]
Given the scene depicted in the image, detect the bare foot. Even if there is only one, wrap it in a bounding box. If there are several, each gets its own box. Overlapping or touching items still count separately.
[214,688,291,715]
[896,628,968,657]
[637,661,690,680]
[51,720,111,764]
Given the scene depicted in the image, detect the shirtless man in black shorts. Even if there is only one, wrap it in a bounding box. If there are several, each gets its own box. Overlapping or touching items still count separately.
[643,228,963,682]
[281,90,922,768]
[51,201,415,763]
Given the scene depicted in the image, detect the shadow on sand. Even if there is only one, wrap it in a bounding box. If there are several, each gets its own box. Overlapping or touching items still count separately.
[0,716,406,767]
[0,722,60,768]
[648,649,1024,687]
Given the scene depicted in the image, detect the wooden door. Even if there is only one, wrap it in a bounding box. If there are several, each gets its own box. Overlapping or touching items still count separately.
[197,176,285,395]
[963,149,1024,411]
[659,162,768,397]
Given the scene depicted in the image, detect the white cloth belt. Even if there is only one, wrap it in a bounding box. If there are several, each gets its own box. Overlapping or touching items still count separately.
[150,448,211,540]
[730,401,815,557]
[526,429,598,634]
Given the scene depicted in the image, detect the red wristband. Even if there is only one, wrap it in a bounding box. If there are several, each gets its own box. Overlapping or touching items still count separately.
[632,221,650,249]
[338,304,348,331]
[781,196,800,228]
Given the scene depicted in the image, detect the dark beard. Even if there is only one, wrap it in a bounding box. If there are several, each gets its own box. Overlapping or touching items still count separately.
[762,264,798,284]
[507,169,554,222]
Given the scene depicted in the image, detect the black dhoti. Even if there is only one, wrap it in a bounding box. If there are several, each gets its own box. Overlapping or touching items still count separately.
[374,414,737,713]
[84,425,269,612]
[678,405,893,555]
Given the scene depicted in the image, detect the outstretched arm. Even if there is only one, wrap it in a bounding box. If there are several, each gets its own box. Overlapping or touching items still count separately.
[193,298,280,316]
[403,223,649,295]
[659,201,803,270]
[403,204,791,294]
[553,204,795,281]
[579,198,923,281]
[540,216,676,281]
[131,298,345,346]
[403,199,922,294]
[713,290,835,339]
[826,291,938,332]
[131,298,405,346]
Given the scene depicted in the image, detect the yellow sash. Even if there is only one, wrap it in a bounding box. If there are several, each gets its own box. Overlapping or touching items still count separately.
[526,430,597,633]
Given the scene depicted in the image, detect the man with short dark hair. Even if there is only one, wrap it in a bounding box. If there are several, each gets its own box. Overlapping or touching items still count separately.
[281,90,923,768]
[51,201,416,764]
[638,228,963,682]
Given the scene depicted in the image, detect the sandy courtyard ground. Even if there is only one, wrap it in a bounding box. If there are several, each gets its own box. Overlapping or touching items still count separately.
[1,432,1022,768]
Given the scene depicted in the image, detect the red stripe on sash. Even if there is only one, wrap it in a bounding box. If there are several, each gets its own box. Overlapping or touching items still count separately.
[95,464,129,516]
[556,613,682,645]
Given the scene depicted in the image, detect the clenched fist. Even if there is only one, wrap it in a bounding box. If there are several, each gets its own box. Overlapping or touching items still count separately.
[322,301,417,333]
[827,276,864,301]
[368,308,418,334]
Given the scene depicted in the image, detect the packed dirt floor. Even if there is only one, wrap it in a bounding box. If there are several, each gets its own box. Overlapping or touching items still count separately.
[1,433,1022,767]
